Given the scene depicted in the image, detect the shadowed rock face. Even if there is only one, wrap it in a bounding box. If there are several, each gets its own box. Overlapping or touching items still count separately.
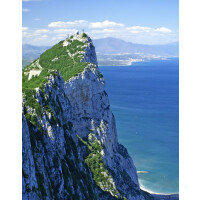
[152,194,179,200]
[22,33,178,200]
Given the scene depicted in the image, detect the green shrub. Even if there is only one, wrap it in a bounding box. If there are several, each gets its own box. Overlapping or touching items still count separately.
[82,33,87,38]
[26,185,31,192]
[38,39,88,81]
[22,36,96,125]
[98,71,103,78]
[77,134,119,197]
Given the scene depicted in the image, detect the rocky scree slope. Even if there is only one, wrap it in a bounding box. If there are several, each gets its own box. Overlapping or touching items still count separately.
[22,33,177,200]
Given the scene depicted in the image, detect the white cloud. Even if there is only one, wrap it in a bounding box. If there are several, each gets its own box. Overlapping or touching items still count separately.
[23,20,177,45]
[126,26,172,35]
[22,32,32,38]
[127,26,151,31]
[41,34,48,38]
[127,26,149,30]
[32,35,48,42]
[102,29,117,33]
[91,29,118,34]
[54,29,78,33]
[155,27,172,33]
[22,29,50,40]
[48,20,124,29]
[22,27,28,31]
[90,20,124,28]
[48,20,89,28]
[22,32,28,36]
[34,18,40,21]
[34,29,50,34]
[22,8,30,12]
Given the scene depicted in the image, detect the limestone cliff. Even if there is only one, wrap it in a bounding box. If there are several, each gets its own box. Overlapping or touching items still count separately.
[22,33,178,200]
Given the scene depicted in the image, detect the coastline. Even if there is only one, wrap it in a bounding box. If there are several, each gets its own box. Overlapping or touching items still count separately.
[137,171,149,174]
[98,57,179,66]
[140,184,170,195]
[140,183,179,199]
[137,172,178,196]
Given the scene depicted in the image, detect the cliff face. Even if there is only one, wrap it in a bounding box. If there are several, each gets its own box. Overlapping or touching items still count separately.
[22,33,177,200]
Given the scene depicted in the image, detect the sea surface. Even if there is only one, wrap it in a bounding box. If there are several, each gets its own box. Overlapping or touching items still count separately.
[99,58,179,194]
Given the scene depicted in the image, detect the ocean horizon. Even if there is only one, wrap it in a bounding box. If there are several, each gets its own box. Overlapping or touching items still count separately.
[99,58,179,194]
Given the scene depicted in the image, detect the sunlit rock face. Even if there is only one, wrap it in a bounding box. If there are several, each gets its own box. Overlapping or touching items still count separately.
[22,33,178,200]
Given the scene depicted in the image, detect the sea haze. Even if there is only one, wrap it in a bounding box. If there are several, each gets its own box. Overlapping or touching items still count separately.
[99,58,179,194]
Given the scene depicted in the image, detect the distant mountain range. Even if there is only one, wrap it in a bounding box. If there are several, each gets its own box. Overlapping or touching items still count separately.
[22,37,179,67]
[22,44,50,68]
[93,37,179,56]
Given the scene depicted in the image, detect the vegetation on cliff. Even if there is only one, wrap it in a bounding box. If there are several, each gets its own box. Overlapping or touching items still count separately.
[22,33,91,127]
[39,38,88,81]
[78,134,127,200]
[22,33,148,200]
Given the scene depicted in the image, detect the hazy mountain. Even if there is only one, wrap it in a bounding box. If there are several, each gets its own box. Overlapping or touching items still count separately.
[93,37,179,56]
[22,44,50,68]
[22,38,179,67]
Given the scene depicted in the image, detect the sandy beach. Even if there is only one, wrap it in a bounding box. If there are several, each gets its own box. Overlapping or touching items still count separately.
[140,183,179,200]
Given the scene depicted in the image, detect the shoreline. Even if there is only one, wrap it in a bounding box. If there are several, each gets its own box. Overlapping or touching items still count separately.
[98,57,179,67]
[139,183,178,196]
[137,173,178,195]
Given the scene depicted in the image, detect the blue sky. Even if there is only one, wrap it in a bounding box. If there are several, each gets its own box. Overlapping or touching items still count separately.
[22,0,179,46]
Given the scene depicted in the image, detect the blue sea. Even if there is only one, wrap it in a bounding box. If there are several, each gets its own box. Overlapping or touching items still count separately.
[99,58,179,194]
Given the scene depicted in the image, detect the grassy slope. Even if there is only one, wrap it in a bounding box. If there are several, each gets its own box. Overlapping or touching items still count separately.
[22,34,91,123]
[39,39,88,81]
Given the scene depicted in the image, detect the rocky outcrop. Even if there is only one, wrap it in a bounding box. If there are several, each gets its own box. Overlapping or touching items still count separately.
[22,33,178,200]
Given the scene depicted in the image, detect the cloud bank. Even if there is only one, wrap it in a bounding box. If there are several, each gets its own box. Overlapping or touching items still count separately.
[23,20,178,46]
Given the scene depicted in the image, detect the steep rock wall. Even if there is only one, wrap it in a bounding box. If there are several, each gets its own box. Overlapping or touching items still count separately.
[22,33,178,200]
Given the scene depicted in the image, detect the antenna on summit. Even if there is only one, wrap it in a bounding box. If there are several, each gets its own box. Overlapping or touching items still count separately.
[82,28,84,33]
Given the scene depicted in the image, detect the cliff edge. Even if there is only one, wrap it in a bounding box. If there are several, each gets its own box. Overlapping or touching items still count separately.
[22,32,178,200]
